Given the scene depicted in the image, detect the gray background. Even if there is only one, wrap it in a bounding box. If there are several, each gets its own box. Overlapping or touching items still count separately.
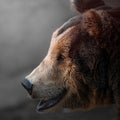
[0,0,119,120]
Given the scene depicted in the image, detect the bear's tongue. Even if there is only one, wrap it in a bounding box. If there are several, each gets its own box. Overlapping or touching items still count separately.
[36,98,59,112]
[36,89,67,112]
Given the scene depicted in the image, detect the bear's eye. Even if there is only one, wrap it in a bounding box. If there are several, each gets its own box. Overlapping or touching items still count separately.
[57,54,64,62]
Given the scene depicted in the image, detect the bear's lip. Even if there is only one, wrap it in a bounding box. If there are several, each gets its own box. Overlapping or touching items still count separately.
[36,88,67,112]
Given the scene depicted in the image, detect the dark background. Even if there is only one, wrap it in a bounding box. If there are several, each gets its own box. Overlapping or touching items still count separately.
[0,0,119,120]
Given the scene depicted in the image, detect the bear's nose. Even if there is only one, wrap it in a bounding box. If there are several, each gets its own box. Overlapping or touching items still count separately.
[21,79,33,95]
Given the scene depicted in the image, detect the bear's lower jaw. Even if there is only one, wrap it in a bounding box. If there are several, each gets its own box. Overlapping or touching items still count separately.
[36,88,67,112]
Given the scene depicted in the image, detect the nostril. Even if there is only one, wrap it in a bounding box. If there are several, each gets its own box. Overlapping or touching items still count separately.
[21,79,33,95]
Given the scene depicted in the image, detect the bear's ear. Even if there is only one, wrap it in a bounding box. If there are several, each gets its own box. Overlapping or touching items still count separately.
[82,10,102,39]
[70,0,105,13]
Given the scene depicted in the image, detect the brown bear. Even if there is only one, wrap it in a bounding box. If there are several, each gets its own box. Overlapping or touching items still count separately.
[22,0,120,119]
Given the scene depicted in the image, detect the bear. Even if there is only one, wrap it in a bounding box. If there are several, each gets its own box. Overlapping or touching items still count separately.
[22,0,120,119]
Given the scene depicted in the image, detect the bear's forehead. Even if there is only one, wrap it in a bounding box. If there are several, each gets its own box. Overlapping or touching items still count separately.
[49,24,82,56]
[51,23,82,45]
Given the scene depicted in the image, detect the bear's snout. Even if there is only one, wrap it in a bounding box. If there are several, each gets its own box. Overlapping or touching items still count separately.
[21,79,33,95]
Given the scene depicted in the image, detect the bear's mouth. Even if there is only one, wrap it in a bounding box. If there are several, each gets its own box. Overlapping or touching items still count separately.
[36,88,67,112]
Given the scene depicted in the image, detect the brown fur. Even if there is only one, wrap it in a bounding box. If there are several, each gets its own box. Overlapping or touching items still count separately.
[71,0,105,12]
[23,1,120,119]
[51,9,120,110]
